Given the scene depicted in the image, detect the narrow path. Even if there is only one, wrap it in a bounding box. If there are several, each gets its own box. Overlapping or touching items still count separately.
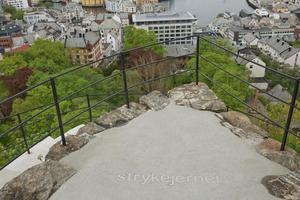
[51,104,289,200]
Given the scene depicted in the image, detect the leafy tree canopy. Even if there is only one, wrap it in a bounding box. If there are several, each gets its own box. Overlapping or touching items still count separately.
[124,26,165,56]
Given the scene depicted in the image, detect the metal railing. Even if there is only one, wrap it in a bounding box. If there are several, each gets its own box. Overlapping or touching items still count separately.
[0,35,299,170]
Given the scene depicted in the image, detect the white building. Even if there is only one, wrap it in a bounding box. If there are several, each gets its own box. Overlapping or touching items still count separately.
[24,11,55,24]
[258,37,300,69]
[236,50,268,90]
[120,0,136,13]
[105,0,121,13]
[4,0,29,9]
[132,11,197,45]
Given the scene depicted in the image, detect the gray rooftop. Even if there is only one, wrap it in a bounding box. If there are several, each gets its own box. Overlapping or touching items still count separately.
[65,32,100,48]
[132,11,197,23]
[260,37,300,59]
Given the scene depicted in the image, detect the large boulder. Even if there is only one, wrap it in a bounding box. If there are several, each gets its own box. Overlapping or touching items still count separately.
[261,172,300,200]
[46,135,89,161]
[168,83,227,112]
[0,160,76,200]
[77,122,105,136]
[95,102,147,128]
[221,111,269,138]
[256,139,300,171]
[139,91,170,111]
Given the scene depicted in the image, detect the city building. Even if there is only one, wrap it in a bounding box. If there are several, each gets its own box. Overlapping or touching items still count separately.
[105,0,121,13]
[227,25,295,45]
[132,11,197,45]
[120,0,137,13]
[64,32,103,67]
[236,49,268,90]
[132,0,158,6]
[23,11,55,25]
[258,37,300,68]
[81,0,105,7]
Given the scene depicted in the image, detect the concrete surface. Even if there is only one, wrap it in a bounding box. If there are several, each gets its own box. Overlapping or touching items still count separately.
[50,103,289,200]
[0,124,84,188]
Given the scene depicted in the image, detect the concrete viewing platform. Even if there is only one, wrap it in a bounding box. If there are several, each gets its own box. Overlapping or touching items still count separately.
[50,103,289,200]
[1,83,299,200]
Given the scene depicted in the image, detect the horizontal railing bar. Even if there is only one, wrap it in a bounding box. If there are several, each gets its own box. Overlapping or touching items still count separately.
[125,53,195,72]
[200,55,292,107]
[0,79,51,105]
[198,71,289,131]
[51,54,119,79]
[122,35,196,55]
[0,132,51,170]
[0,104,54,139]
[59,73,121,102]
[199,37,298,81]
[128,68,195,91]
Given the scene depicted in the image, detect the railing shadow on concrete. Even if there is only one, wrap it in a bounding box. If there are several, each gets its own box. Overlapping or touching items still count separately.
[0,35,299,170]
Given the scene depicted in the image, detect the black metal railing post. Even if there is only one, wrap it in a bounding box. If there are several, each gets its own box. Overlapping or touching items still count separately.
[17,114,30,154]
[50,78,67,146]
[120,53,130,108]
[196,35,200,85]
[280,79,299,151]
[86,94,92,122]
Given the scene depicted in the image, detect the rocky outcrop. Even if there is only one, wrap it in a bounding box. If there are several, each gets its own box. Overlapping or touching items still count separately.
[46,135,89,161]
[261,172,300,200]
[168,83,227,112]
[256,139,300,171]
[0,160,76,200]
[139,91,170,111]
[220,111,269,139]
[77,122,105,136]
[95,102,147,128]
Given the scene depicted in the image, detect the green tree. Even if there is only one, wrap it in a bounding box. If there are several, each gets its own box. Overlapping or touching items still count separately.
[3,5,24,20]
[124,26,165,56]
[0,54,27,75]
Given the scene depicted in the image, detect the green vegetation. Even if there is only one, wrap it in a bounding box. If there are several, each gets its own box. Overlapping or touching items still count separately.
[124,26,165,56]
[0,40,124,167]
[0,30,299,167]
[3,5,24,20]
[288,40,300,48]
[183,37,252,110]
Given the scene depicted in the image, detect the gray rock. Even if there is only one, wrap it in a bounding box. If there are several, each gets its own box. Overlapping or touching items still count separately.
[46,135,89,161]
[139,90,170,111]
[256,139,300,171]
[168,83,227,112]
[77,122,105,135]
[0,160,76,200]
[95,102,147,128]
[261,172,300,200]
[221,111,269,139]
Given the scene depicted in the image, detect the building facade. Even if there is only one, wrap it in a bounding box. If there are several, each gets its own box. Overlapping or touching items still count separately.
[81,0,105,7]
[64,32,103,67]
[132,11,197,45]
[24,11,55,24]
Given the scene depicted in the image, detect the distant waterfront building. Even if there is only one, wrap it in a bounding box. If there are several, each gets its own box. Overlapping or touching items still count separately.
[3,0,29,9]
[81,0,105,7]
[132,11,197,45]
[227,25,295,45]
